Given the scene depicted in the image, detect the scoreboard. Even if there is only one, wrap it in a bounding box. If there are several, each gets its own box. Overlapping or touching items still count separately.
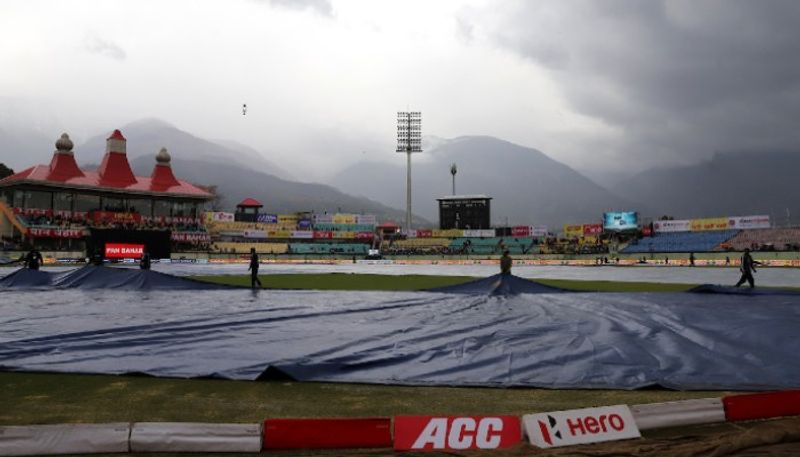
[437,195,492,230]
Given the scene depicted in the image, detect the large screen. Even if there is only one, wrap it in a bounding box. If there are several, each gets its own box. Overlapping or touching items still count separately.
[105,243,144,259]
[603,212,638,231]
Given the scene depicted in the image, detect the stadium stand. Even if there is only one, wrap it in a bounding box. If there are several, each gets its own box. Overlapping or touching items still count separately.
[722,228,800,251]
[212,242,288,254]
[207,221,301,234]
[384,238,451,255]
[312,223,375,232]
[623,230,739,253]
[449,237,536,255]
[288,243,368,255]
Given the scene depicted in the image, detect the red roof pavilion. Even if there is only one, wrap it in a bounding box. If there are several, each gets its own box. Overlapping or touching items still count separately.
[0,129,212,198]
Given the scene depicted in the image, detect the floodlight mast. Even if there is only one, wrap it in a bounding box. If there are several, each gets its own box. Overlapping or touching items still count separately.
[450,163,457,195]
[396,111,422,233]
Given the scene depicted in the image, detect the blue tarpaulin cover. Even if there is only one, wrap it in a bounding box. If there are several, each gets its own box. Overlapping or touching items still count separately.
[1,267,799,390]
[0,265,237,290]
[689,283,800,296]
[428,273,566,295]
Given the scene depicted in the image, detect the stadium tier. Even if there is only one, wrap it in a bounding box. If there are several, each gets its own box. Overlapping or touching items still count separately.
[212,242,288,254]
[449,237,536,255]
[392,238,451,248]
[289,243,369,255]
[623,230,739,253]
[721,228,800,251]
[312,223,375,232]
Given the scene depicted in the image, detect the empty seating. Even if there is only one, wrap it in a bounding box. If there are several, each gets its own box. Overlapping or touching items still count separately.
[723,228,800,251]
[288,243,369,255]
[623,230,739,253]
[449,237,535,255]
[212,242,288,254]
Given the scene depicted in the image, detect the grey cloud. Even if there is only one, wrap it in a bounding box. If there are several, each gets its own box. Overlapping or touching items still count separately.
[84,35,127,61]
[261,0,333,17]
[469,0,800,169]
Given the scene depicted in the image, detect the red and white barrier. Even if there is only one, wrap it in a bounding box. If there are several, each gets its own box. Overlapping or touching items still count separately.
[393,416,521,451]
[723,390,800,422]
[0,423,130,456]
[262,418,391,449]
[3,391,800,454]
[129,422,262,453]
[631,398,726,430]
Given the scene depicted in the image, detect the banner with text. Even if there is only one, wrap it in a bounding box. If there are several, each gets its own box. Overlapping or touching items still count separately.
[690,217,729,231]
[653,219,691,233]
[394,416,521,451]
[28,228,85,238]
[171,232,211,243]
[105,243,144,259]
[729,215,770,230]
[523,405,640,449]
[583,223,603,236]
[257,213,278,224]
[563,224,584,238]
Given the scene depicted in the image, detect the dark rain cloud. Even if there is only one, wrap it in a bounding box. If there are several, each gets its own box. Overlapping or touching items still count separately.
[469,0,800,167]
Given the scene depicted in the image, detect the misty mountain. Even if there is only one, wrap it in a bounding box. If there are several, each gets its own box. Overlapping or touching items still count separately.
[328,136,636,227]
[609,150,800,224]
[78,118,288,178]
[0,125,58,171]
[65,120,425,223]
[128,155,427,224]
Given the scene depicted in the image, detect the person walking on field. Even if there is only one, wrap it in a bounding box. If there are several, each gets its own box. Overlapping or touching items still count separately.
[249,247,262,289]
[735,248,761,288]
[24,248,44,270]
[500,250,513,275]
[139,249,151,270]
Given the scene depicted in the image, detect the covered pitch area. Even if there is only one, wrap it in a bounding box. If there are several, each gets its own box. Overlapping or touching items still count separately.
[1,265,799,391]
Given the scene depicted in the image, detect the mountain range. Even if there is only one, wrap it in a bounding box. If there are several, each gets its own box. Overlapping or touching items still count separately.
[327,136,638,227]
[2,117,798,227]
[72,120,426,224]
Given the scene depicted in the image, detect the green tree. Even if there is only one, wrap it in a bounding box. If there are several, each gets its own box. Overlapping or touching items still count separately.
[0,163,13,179]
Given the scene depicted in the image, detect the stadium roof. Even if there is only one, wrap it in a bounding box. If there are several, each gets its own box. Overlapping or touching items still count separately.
[436,194,492,201]
[236,197,263,207]
[0,130,212,199]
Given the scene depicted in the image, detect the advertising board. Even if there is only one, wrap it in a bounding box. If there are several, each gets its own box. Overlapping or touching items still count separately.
[689,217,728,231]
[563,224,584,238]
[583,223,603,236]
[652,220,691,233]
[729,215,770,230]
[105,243,144,259]
[523,405,640,449]
[603,212,638,231]
[393,416,521,451]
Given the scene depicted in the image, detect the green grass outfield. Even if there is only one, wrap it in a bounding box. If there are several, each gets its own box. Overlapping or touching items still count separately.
[0,371,728,426]
[191,273,696,292]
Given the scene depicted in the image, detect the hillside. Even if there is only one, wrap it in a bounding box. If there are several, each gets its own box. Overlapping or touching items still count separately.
[329,136,637,227]
[609,150,800,224]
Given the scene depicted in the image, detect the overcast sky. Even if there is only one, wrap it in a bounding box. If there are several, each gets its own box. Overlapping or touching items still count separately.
[2,0,799,179]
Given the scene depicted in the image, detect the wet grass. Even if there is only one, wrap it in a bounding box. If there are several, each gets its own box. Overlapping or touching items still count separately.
[0,371,726,426]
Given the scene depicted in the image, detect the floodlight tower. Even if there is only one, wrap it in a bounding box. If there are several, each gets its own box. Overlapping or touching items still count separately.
[397,111,422,232]
[450,163,457,195]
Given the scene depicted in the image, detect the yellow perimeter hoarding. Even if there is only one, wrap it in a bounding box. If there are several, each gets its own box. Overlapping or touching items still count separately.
[689,217,729,231]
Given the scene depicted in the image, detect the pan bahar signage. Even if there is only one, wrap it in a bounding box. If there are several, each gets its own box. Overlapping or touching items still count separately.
[105,243,144,259]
